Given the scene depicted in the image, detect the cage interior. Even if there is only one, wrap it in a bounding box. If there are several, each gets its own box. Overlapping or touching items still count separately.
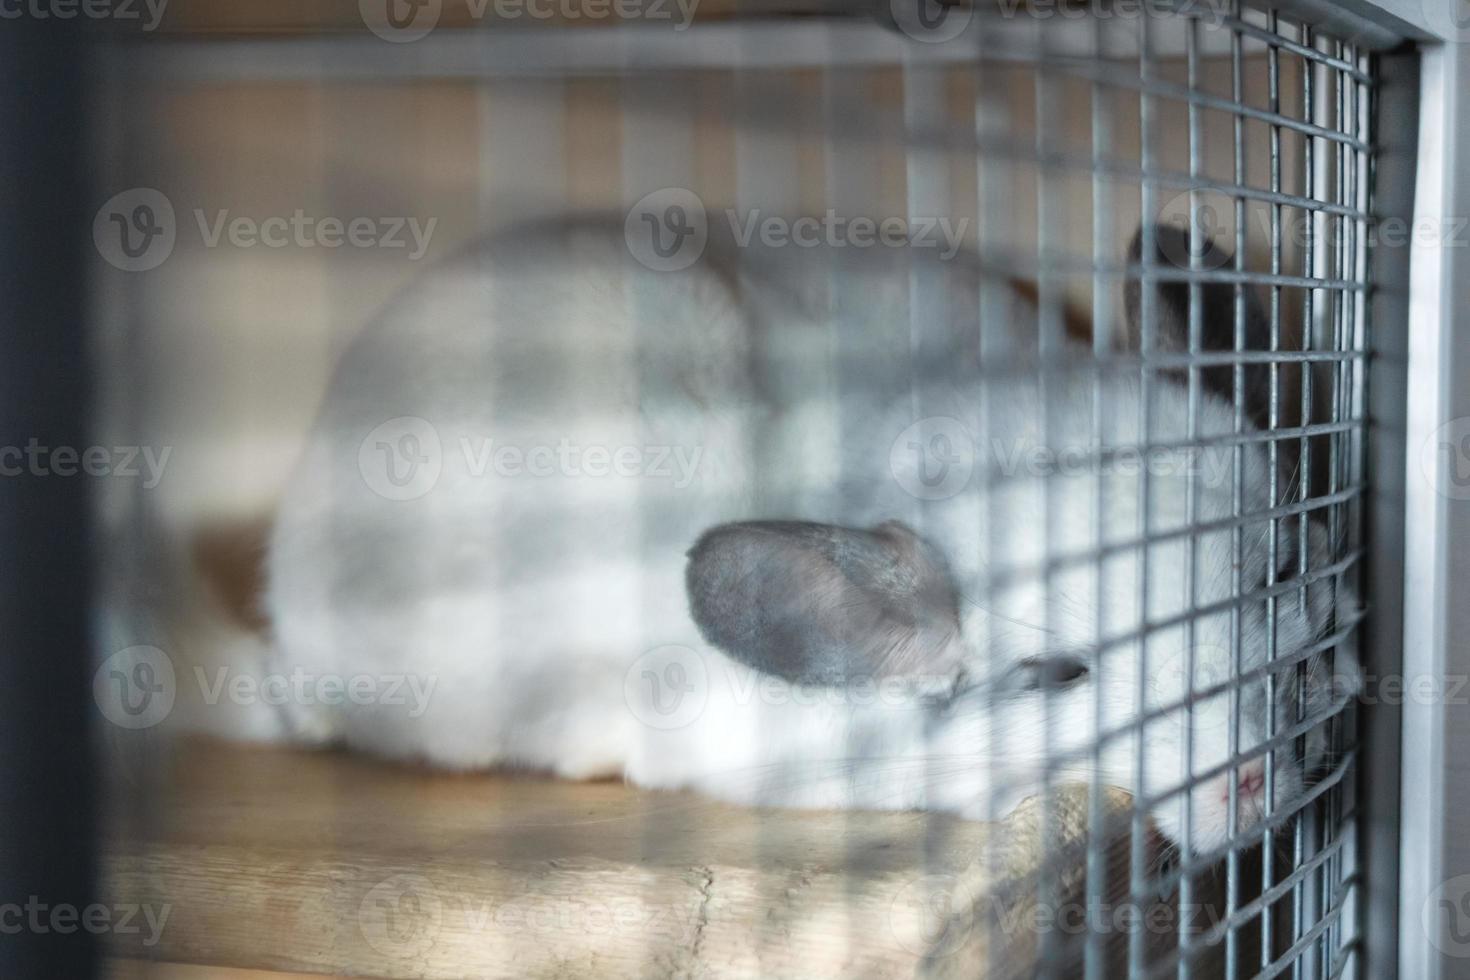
[95,2,1373,978]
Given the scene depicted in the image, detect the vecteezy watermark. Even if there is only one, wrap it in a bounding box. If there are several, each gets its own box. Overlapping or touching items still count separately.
[724,209,970,260]
[0,439,171,488]
[1424,874,1470,958]
[1421,416,1470,501]
[94,646,177,730]
[623,188,709,272]
[991,440,1235,489]
[93,646,438,729]
[992,894,1229,940]
[357,873,700,958]
[889,0,1226,43]
[995,0,1227,28]
[1423,0,1470,44]
[93,188,438,272]
[1355,672,1470,707]
[193,665,437,718]
[194,209,436,259]
[1154,190,1470,263]
[623,645,957,731]
[358,0,697,43]
[359,416,444,501]
[93,188,176,273]
[888,416,1236,502]
[357,416,706,501]
[0,0,168,30]
[460,437,702,487]
[889,417,975,501]
[622,189,973,272]
[889,874,978,957]
[624,645,710,730]
[887,0,971,44]
[1150,645,1234,740]
[360,874,442,958]
[359,0,442,41]
[0,898,171,946]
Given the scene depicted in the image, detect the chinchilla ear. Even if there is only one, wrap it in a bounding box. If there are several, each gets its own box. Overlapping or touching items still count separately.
[684,519,964,686]
[1123,222,1274,432]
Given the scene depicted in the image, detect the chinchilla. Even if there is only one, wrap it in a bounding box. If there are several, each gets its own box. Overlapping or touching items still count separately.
[246,215,1361,852]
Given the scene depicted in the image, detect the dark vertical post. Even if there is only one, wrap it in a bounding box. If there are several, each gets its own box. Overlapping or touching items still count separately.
[0,19,99,980]
[1359,43,1416,980]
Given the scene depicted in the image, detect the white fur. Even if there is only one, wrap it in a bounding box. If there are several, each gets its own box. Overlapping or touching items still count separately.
[261,220,1358,853]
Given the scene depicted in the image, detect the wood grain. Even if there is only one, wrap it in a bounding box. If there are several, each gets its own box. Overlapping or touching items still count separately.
[103,738,994,977]
[100,738,1178,978]
[110,960,372,980]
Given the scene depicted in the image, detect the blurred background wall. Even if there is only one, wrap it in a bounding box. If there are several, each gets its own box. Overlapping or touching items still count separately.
[88,6,1329,640]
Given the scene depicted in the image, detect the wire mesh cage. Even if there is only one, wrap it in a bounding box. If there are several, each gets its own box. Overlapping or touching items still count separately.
[82,1,1395,978]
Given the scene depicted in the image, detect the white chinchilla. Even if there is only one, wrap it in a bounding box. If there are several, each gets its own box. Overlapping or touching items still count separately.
[261,216,1360,854]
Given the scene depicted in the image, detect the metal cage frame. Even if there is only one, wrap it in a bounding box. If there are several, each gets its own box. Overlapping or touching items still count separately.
[76,2,1470,979]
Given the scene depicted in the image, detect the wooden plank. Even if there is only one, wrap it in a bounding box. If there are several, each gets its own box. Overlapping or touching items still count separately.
[98,738,1172,978]
[109,960,371,980]
[101,738,995,977]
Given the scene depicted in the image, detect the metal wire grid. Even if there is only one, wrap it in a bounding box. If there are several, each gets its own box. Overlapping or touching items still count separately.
[104,0,1378,975]
[834,3,1371,978]
[767,4,1371,975]
[986,4,1373,977]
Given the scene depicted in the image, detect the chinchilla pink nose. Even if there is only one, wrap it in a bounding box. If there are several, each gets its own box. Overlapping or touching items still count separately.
[1234,759,1266,798]
[1216,759,1267,804]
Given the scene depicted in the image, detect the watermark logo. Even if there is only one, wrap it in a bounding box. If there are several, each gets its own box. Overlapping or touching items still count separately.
[93,645,176,730]
[890,419,1237,501]
[359,416,444,501]
[360,0,696,40]
[1157,192,1470,255]
[890,873,976,957]
[358,419,706,499]
[360,873,444,957]
[624,645,708,730]
[1424,0,1470,44]
[992,894,1225,940]
[460,436,703,488]
[358,873,700,952]
[195,209,436,258]
[0,898,170,946]
[624,188,708,272]
[989,437,1234,489]
[726,209,968,259]
[194,665,436,717]
[1356,671,1470,707]
[624,193,973,269]
[991,0,1226,29]
[1422,417,1470,501]
[1424,874,1470,957]
[94,190,438,270]
[888,0,970,43]
[1152,644,1233,739]
[0,440,171,488]
[93,188,176,272]
[890,416,975,500]
[0,0,169,30]
[360,0,442,41]
[1153,193,1234,271]
[623,647,953,729]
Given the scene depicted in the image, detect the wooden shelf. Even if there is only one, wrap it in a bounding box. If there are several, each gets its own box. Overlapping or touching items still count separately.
[103,738,1247,978]
[102,738,1012,978]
